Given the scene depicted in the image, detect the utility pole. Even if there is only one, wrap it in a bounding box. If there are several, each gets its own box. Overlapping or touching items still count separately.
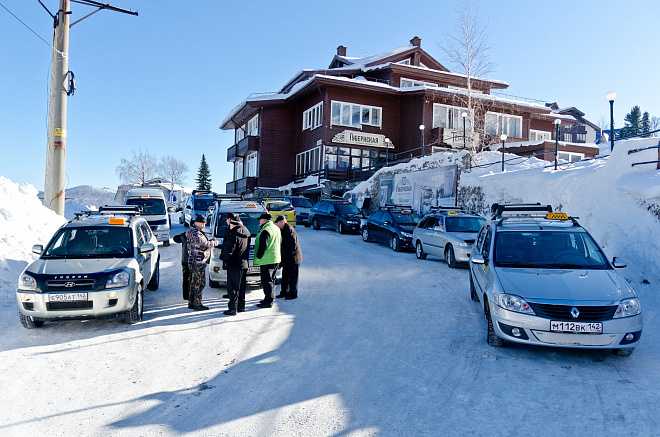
[42,0,138,215]
[43,0,71,215]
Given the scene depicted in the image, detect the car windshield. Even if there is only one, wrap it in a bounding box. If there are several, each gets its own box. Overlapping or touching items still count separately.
[289,197,313,208]
[43,226,133,259]
[215,212,262,238]
[194,198,214,211]
[337,203,360,215]
[494,230,610,269]
[267,201,292,211]
[445,217,485,233]
[392,212,420,225]
[126,198,166,215]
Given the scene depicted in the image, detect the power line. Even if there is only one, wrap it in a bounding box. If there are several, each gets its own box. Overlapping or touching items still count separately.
[0,1,51,47]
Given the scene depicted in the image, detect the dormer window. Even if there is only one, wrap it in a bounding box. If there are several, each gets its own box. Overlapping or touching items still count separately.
[400,78,438,88]
[395,58,411,65]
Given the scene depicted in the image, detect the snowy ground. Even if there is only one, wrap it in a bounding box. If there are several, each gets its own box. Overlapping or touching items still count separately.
[2,226,660,436]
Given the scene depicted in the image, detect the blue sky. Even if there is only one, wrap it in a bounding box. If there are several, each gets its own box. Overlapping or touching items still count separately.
[1,0,659,191]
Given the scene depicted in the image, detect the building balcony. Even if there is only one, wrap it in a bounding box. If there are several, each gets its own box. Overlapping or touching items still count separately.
[226,176,258,195]
[227,135,260,162]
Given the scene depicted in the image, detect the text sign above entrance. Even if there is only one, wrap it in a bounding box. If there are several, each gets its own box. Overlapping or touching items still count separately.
[332,130,389,148]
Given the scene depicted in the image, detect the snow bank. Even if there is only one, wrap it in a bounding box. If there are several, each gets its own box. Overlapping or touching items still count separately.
[0,177,65,295]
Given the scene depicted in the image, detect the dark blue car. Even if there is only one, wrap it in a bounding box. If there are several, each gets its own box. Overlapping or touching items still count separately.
[361,206,421,251]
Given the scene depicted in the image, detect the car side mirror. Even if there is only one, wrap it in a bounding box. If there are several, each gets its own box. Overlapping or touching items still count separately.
[471,254,486,265]
[186,205,191,209]
[139,243,155,254]
[612,257,627,268]
[32,244,43,255]
[176,207,183,212]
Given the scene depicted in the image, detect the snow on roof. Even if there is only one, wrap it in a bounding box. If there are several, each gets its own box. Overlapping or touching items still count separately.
[382,62,509,86]
[335,45,414,67]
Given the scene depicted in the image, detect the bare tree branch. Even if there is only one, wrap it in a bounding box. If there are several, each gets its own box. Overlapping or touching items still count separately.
[158,156,189,190]
[115,150,158,186]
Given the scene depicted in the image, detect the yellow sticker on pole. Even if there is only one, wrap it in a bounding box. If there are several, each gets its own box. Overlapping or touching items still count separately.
[53,128,66,137]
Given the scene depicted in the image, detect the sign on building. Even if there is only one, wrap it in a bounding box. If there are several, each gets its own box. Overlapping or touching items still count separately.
[332,130,387,148]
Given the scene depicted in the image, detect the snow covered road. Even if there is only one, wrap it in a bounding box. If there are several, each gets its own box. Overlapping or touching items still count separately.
[1,226,660,436]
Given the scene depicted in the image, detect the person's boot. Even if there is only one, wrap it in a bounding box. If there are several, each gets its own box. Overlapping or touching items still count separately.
[237,307,245,313]
[188,302,194,309]
[256,301,272,308]
[191,304,210,311]
[285,294,297,300]
[222,294,230,299]
[224,309,237,316]
[276,293,287,299]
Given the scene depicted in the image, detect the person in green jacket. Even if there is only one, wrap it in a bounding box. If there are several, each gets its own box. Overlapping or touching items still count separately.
[254,213,282,308]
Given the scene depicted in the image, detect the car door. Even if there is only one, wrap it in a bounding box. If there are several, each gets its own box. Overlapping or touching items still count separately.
[321,202,334,228]
[472,225,492,294]
[135,224,151,283]
[434,216,450,259]
[422,217,440,256]
[377,212,393,243]
[142,222,158,274]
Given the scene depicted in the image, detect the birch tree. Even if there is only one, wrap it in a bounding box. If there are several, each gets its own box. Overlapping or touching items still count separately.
[115,150,158,186]
[441,6,494,154]
[159,156,189,190]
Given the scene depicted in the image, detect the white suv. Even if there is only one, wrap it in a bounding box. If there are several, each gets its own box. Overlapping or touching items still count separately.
[15,206,160,328]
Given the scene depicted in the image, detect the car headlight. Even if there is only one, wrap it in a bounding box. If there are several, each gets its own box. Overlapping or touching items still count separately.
[613,298,641,318]
[496,293,535,315]
[106,271,130,289]
[156,224,169,231]
[18,273,38,291]
[401,232,412,238]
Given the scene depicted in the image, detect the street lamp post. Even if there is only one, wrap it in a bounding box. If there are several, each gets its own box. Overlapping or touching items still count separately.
[500,133,507,172]
[384,137,391,166]
[419,124,425,156]
[607,91,616,152]
[554,118,561,170]
[461,112,468,149]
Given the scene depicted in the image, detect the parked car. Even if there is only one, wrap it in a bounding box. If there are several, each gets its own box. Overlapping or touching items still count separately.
[206,200,282,288]
[182,190,216,227]
[361,206,421,251]
[470,203,642,356]
[264,199,297,226]
[309,199,362,234]
[286,196,314,227]
[413,208,485,268]
[15,206,160,328]
[124,188,172,246]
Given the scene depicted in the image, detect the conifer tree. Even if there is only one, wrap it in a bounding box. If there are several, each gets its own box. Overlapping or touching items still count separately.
[621,106,642,138]
[195,154,212,191]
[641,111,651,137]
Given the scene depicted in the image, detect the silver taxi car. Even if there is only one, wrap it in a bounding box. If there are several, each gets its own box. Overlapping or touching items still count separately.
[413,208,485,267]
[469,203,642,356]
[16,206,160,328]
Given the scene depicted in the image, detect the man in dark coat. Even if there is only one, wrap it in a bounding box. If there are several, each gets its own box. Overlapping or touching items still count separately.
[220,213,251,316]
[172,231,190,302]
[275,215,302,300]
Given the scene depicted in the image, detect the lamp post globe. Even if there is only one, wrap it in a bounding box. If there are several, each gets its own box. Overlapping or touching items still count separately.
[418,124,425,156]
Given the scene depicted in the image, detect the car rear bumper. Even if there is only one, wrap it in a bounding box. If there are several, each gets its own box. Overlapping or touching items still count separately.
[155,230,170,242]
[491,305,643,349]
[209,259,263,284]
[16,286,135,319]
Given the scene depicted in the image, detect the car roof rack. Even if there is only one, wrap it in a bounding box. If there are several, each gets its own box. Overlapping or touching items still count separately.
[491,203,552,219]
[98,205,142,215]
[381,204,414,212]
[214,193,243,200]
[429,205,467,214]
[192,190,214,196]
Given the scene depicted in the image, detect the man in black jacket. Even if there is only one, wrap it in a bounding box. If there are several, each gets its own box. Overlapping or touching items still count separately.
[275,215,303,300]
[172,232,190,303]
[220,213,251,315]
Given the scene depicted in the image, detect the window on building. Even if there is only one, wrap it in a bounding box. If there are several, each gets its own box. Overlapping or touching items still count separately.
[433,104,471,130]
[330,100,383,128]
[485,112,522,138]
[235,127,245,143]
[324,145,382,172]
[234,158,244,180]
[575,132,586,143]
[296,147,321,175]
[400,78,438,88]
[247,115,259,136]
[529,129,552,142]
[563,132,573,142]
[396,58,411,65]
[302,102,323,130]
[246,152,258,177]
[557,151,584,163]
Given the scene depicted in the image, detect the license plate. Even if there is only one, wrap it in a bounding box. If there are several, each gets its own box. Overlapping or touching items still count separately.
[248,267,259,274]
[48,293,88,302]
[550,320,602,334]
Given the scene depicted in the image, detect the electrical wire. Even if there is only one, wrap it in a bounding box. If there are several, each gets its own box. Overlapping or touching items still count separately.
[0,1,51,47]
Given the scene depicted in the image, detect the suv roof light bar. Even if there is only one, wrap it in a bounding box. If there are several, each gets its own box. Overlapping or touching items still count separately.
[98,205,142,215]
[214,193,243,200]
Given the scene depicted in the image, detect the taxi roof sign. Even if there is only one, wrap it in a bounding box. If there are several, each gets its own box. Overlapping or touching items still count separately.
[545,212,569,220]
[108,217,126,225]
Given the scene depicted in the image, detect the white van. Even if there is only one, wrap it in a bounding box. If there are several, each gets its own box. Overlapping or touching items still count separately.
[124,188,171,246]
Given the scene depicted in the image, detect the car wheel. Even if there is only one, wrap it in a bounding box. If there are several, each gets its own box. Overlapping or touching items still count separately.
[469,273,479,302]
[390,235,400,252]
[124,284,144,324]
[337,221,344,234]
[209,279,221,288]
[362,227,370,242]
[19,312,44,329]
[613,348,634,357]
[415,241,427,260]
[485,300,505,347]
[313,219,320,230]
[147,258,160,291]
[445,245,457,268]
